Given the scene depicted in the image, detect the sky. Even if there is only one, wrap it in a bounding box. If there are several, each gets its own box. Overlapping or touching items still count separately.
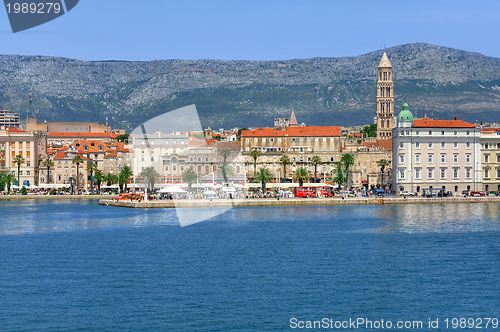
[0,0,499,61]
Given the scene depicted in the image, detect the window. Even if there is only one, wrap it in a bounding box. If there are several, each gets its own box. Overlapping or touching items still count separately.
[415,168,421,179]
[441,130,445,136]
[453,142,458,149]
[453,168,459,178]
[428,142,433,148]
[278,138,282,142]
[415,130,420,136]
[453,154,458,163]
[440,168,446,179]
[441,142,445,148]
[429,130,432,135]
[245,147,249,152]
[245,138,249,143]
[466,168,471,178]
[428,168,434,179]
[254,138,258,143]
[415,154,421,163]
[399,142,404,149]
[497,169,500,178]
[428,154,434,163]
[484,143,489,149]
[415,142,420,149]
[441,154,446,163]
[466,131,470,135]
[466,154,471,163]
[399,154,405,163]
[485,169,490,178]
[497,154,500,163]
[262,138,266,143]
[399,169,405,179]
[454,130,458,136]
[466,142,471,149]
[485,154,489,163]
[291,138,296,143]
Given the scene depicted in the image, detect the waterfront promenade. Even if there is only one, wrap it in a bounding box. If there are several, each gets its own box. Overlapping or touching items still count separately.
[99,196,500,208]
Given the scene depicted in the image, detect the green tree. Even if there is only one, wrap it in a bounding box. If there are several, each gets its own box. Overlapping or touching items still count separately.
[94,169,104,193]
[293,168,310,187]
[86,161,97,192]
[310,155,322,183]
[253,167,273,193]
[341,153,355,188]
[332,161,346,189]
[72,155,83,191]
[250,149,261,175]
[361,124,377,138]
[182,168,198,191]
[68,176,76,194]
[377,159,390,188]
[13,155,25,188]
[42,158,54,184]
[140,167,160,192]
[115,134,129,142]
[119,166,133,192]
[1,173,15,193]
[279,155,290,182]
[105,173,119,186]
[217,163,234,184]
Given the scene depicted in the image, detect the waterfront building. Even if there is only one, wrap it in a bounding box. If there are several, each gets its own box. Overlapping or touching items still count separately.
[49,148,89,189]
[0,106,20,128]
[392,103,481,194]
[47,132,118,147]
[26,117,125,135]
[376,52,395,140]
[480,128,500,192]
[0,127,47,187]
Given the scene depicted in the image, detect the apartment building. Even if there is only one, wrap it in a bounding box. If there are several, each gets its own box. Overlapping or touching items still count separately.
[480,128,500,192]
[392,103,481,194]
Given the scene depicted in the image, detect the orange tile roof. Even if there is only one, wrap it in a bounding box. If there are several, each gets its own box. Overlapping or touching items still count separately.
[242,126,340,137]
[71,140,113,153]
[48,132,117,138]
[481,128,500,133]
[217,141,241,150]
[2,127,26,133]
[188,138,217,146]
[413,116,475,128]
[366,139,392,151]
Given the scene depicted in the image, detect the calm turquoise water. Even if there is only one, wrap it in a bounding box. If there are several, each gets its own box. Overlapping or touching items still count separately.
[0,200,499,331]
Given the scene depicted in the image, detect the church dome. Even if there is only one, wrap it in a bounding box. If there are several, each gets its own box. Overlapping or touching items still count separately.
[398,103,414,122]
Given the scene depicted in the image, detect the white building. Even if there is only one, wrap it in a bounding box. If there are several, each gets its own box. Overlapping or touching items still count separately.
[392,103,481,195]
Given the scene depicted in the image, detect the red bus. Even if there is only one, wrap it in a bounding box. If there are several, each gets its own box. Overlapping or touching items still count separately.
[294,186,334,198]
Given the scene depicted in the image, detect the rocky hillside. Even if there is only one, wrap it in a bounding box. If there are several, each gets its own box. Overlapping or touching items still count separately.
[0,43,499,130]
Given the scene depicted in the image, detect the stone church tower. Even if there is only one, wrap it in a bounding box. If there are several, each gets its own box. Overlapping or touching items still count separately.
[376,52,395,139]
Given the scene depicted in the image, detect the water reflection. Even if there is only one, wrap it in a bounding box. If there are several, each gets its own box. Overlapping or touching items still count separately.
[0,200,178,235]
[376,203,500,233]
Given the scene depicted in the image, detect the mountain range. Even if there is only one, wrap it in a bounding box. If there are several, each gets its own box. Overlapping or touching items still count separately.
[0,43,499,130]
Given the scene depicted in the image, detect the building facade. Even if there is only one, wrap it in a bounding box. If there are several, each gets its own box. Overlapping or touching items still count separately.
[0,127,46,187]
[480,128,500,192]
[392,104,481,194]
[376,52,395,140]
[0,106,20,128]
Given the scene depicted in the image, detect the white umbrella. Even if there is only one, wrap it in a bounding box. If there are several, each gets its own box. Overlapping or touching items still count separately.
[159,186,187,194]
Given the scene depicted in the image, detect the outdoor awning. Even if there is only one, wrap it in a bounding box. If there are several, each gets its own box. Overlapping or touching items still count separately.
[159,186,187,193]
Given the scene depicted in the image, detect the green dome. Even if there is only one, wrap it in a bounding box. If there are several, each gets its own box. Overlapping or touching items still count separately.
[398,103,414,122]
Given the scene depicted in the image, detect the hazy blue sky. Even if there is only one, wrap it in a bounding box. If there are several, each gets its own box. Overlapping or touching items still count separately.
[1,0,499,61]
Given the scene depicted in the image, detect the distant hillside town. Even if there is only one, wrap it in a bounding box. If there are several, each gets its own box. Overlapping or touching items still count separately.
[1,52,499,196]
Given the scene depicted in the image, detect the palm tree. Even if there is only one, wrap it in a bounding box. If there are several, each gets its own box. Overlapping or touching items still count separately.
[293,168,310,187]
[94,169,104,193]
[341,153,355,189]
[13,155,25,188]
[72,155,83,191]
[377,159,389,188]
[119,166,133,192]
[86,161,97,192]
[253,167,272,193]
[68,176,76,194]
[310,155,322,183]
[42,158,54,184]
[279,155,290,182]
[105,173,119,186]
[182,168,198,191]
[2,173,15,193]
[332,161,345,189]
[140,167,160,192]
[250,149,261,175]
[217,163,234,184]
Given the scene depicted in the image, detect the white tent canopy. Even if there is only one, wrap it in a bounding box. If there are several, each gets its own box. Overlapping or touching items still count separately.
[159,186,187,194]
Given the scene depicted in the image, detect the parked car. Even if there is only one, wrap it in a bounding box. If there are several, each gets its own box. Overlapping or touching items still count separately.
[399,191,416,197]
[371,189,386,196]
[488,191,499,196]
[462,190,470,197]
[470,191,485,197]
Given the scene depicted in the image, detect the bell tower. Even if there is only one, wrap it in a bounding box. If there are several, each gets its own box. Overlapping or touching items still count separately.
[376,52,395,139]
